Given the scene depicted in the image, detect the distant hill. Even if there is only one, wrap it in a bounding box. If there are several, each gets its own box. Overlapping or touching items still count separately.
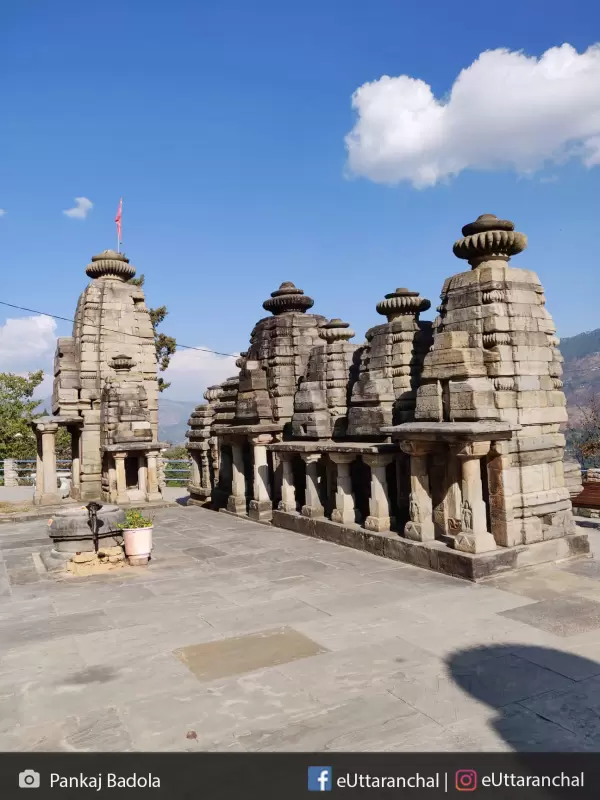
[157,398,197,444]
[40,395,197,446]
[561,329,600,422]
[560,329,600,362]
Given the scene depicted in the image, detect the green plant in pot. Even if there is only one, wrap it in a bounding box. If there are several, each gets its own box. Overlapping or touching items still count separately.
[116,509,154,565]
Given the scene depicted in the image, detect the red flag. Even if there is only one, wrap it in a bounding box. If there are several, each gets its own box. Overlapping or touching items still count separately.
[115,198,122,243]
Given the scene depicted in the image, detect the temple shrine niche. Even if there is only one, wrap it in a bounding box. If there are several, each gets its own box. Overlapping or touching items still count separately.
[32,249,166,505]
[186,214,588,580]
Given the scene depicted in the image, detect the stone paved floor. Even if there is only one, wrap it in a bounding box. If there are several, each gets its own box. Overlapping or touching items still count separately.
[2,506,600,752]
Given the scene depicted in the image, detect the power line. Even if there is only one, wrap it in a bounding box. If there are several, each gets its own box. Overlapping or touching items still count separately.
[0,300,238,359]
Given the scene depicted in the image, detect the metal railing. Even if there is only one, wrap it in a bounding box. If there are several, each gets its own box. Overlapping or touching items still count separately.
[162,459,191,487]
[0,459,72,486]
[0,458,192,488]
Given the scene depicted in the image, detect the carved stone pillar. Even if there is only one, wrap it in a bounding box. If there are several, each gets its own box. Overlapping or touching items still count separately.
[35,436,43,502]
[452,440,496,553]
[210,438,220,478]
[33,422,61,505]
[302,453,324,518]
[430,446,461,538]
[330,453,357,525]
[146,453,161,501]
[278,453,297,512]
[227,441,247,515]
[70,428,81,499]
[107,456,117,502]
[200,449,212,491]
[189,450,201,486]
[138,454,148,499]
[363,454,394,532]
[249,434,273,522]
[400,441,435,542]
[114,452,128,504]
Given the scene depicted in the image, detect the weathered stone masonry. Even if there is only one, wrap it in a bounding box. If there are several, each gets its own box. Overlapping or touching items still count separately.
[33,250,166,505]
[187,214,588,580]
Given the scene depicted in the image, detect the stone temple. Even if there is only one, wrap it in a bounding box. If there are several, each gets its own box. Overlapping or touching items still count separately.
[187,214,589,580]
[32,249,166,505]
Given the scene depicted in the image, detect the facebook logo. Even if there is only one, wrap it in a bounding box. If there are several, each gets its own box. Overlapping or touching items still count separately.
[308,767,332,792]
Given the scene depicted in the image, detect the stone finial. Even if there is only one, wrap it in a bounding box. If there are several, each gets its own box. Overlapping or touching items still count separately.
[453,214,527,268]
[86,250,137,281]
[110,354,136,372]
[204,385,221,402]
[235,351,248,369]
[319,318,355,344]
[262,282,314,316]
[375,288,430,321]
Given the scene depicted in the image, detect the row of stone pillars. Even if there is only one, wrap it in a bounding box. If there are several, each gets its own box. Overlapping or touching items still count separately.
[226,435,274,522]
[275,439,498,554]
[279,451,395,532]
[106,451,161,503]
[217,435,499,553]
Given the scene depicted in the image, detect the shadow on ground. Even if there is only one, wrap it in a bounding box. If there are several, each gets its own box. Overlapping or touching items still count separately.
[447,644,600,754]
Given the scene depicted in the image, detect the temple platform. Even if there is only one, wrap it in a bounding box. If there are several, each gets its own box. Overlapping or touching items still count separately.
[271,510,590,582]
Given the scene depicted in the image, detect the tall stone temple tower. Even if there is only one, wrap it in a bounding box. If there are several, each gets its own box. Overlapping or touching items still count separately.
[187,211,588,581]
[42,250,164,503]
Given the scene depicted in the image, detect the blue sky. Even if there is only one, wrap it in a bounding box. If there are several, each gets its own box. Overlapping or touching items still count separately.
[1,0,599,399]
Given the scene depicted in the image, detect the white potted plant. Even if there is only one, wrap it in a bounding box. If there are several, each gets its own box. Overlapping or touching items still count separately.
[117,509,154,566]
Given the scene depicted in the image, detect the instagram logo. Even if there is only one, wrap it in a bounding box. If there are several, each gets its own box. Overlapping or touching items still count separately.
[455,770,477,791]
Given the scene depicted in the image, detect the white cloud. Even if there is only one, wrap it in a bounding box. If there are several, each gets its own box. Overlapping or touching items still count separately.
[63,196,93,219]
[162,347,238,401]
[0,209,6,217]
[0,315,236,404]
[345,43,600,188]
[0,315,57,399]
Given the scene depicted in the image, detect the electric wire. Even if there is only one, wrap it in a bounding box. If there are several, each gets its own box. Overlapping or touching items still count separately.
[0,300,238,359]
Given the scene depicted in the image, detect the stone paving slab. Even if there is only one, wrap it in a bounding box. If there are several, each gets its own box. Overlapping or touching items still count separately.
[500,596,600,637]
[1,506,600,751]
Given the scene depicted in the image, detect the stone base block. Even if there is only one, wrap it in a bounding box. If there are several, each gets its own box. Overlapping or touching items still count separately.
[188,485,211,507]
[248,499,273,522]
[404,520,435,542]
[453,530,497,554]
[301,504,325,519]
[271,510,590,582]
[279,501,297,513]
[331,509,357,525]
[226,495,247,516]
[364,515,391,532]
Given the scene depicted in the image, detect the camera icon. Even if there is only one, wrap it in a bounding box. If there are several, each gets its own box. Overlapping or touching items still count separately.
[455,769,477,791]
[19,770,40,789]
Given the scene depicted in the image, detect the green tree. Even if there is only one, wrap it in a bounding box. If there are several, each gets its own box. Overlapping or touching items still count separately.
[55,427,72,461]
[0,371,44,460]
[129,274,176,392]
